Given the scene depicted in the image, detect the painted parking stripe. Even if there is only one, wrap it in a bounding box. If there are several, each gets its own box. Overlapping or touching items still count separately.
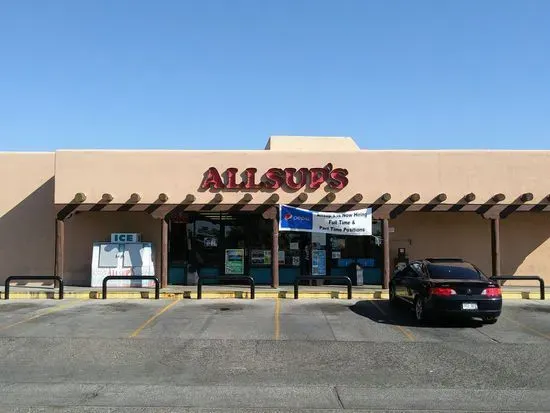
[368,300,415,341]
[129,300,179,338]
[274,298,281,340]
[0,301,82,332]
[501,314,550,341]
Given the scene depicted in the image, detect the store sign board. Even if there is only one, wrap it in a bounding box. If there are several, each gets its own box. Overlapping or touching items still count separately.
[111,233,141,243]
[279,205,372,236]
[200,164,348,191]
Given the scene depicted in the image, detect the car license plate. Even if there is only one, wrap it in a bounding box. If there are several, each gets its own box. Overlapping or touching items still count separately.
[462,302,478,310]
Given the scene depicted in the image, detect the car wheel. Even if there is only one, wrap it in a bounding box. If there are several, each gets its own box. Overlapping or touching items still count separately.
[482,316,498,324]
[414,297,425,322]
[389,286,397,306]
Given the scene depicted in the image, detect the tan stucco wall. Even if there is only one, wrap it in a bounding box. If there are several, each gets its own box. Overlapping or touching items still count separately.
[0,153,55,282]
[1,144,549,287]
[391,212,550,285]
[54,149,550,206]
[63,212,162,286]
[390,212,492,275]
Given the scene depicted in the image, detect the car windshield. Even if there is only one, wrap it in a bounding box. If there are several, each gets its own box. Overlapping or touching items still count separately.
[427,262,484,280]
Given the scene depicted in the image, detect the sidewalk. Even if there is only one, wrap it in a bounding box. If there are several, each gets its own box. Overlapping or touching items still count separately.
[0,284,546,300]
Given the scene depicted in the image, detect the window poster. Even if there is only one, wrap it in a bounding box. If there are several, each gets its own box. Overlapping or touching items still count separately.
[251,250,266,265]
[278,250,285,264]
[225,249,244,274]
[312,249,327,276]
[263,250,272,264]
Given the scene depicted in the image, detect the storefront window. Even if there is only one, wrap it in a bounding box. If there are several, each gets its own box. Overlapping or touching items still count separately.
[190,218,221,271]
[169,222,188,266]
[279,232,308,267]
[329,219,383,270]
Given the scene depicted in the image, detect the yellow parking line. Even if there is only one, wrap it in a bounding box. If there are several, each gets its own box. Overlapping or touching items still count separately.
[0,301,81,332]
[502,315,550,341]
[129,300,179,338]
[369,300,415,341]
[274,298,281,340]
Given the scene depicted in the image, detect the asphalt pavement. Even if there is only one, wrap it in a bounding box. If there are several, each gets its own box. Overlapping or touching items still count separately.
[0,298,548,412]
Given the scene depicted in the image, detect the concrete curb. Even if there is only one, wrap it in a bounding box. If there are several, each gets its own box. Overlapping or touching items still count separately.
[0,290,544,300]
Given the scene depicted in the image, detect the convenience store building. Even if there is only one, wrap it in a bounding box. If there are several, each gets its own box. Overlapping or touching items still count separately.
[1,135,549,288]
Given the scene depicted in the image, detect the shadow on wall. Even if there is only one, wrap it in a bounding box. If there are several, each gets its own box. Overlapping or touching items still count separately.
[389,212,550,283]
[0,178,56,284]
[501,214,550,285]
[63,211,162,286]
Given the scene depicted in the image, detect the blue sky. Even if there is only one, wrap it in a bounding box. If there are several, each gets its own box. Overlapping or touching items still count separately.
[1,0,549,150]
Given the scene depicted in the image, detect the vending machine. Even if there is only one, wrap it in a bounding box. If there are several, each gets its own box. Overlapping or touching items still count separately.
[91,233,155,288]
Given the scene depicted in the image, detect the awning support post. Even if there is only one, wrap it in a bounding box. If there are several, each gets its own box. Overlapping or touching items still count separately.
[161,217,168,288]
[491,217,501,277]
[383,218,391,289]
[55,218,65,278]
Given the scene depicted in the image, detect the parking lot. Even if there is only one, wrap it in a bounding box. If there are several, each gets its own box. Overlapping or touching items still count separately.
[0,298,548,412]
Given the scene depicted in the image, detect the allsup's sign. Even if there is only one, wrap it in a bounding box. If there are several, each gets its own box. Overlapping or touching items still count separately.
[200,164,348,191]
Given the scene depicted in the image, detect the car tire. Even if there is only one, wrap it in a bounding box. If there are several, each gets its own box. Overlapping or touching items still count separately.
[389,286,397,306]
[414,296,426,323]
[482,316,498,324]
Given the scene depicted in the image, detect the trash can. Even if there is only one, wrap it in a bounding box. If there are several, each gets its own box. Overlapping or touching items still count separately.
[355,264,364,286]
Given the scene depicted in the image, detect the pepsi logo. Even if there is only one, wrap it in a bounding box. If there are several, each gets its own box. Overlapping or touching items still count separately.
[284,213,292,220]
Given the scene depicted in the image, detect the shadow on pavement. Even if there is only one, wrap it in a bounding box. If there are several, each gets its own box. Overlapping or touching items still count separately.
[349,300,485,328]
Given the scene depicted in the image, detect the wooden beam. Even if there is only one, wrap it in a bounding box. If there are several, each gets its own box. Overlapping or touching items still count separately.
[491,218,501,277]
[101,193,113,202]
[161,218,168,288]
[55,219,65,278]
[520,192,534,202]
[383,218,390,289]
[409,193,420,203]
[74,192,87,203]
[381,193,392,202]
[492,193,505,202]
[436,193,447,202]
[464,192,476,203]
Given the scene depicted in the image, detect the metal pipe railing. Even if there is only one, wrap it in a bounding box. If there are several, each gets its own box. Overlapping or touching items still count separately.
[294,276,352,299]
[197,275,255,299]
[491,276,545,300]
[102,276,160,299]
[5,275,64,300]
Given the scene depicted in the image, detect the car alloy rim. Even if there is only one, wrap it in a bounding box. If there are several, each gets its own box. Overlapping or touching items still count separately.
[415,299,422,320]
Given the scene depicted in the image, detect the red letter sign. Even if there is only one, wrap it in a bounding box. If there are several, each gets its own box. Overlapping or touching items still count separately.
[200,167,224,189]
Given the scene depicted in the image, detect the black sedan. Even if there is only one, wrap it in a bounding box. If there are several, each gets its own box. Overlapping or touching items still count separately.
[389,258,502,323]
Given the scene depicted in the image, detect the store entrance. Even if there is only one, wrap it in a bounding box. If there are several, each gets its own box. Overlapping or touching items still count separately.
[167,212,273,285]
[167,212,384,286]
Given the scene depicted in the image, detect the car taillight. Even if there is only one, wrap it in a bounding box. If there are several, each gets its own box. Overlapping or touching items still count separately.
[482,287,501,297]
[430,287,457,296]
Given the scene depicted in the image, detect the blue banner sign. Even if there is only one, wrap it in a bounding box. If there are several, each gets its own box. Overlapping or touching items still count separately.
[279,205,372,236]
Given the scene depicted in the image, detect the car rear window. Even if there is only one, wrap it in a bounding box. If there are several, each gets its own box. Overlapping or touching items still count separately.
[427,262,483,280]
